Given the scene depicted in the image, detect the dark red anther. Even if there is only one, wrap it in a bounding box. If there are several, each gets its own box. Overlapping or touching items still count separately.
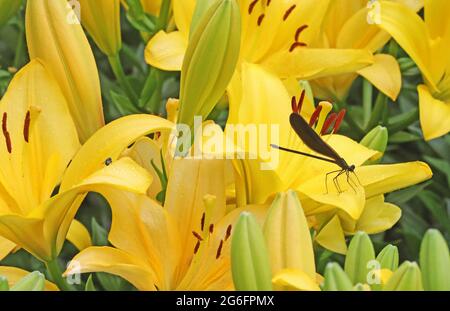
[289,41,307,52]
[248,0,259,14]
[2,112,11,154]
[2,112,7,134]
[225,225,232,241]
[200,213,205,231]
[267,0,272,6]
[291,96,298,113]
[23,111,31,143]
[321,113,338,135]
[283,5,296,21]
[333,109,347,133]
[192,231,203,241]
[209,224,214,234]
[298,90,306,113]
[216,240,224,259]
[257,14,265,26]
[295,25,309,42]
[194,241,201,254]
[309,105,323,127]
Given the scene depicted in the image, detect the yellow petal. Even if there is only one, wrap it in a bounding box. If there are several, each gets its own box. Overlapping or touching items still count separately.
[0,60,80,214]
[0,266,58,291]
[172,0,196,37]
[423,0,450,39]
[357,54,401,100]
[65,246,157,291]
[315,215,347,255]
[61,114,173,191]
[145,31,187,71]
[261,48,373,80]
[272,269,321,291]
[357,161,433,198]
[418,85,450,140]
[79,0,122,56]
[378,1,437,89]
[66,220,92,251]
[0,236,15,260]
[26,0,105,142]
[100,190,181,290]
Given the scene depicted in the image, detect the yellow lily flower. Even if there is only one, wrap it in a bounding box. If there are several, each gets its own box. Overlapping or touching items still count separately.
[230,63,432,253]
[65,158,267,290]
[26,0,105,143]
[0,60,174,262]
[0,266,58,291]
[145,0,376,121]
[310,0,423,101]
[376,0,450,140]
[78,0,122,56]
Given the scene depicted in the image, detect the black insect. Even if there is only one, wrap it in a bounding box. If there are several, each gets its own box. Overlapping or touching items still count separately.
[271,91,360,193]
[104,157,113,166]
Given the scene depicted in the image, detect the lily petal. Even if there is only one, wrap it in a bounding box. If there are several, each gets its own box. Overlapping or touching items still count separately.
[272,269,321,291]
[145,31,187,71]
[0,236,15,260]
[0,266,58,291]
[66,220,92,251]
[315,215,347,255]
[172,0,196,37]
[417,84,450,140]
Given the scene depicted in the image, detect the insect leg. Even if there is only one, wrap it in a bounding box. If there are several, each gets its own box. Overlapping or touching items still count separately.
[325,170,342,194]
[333,170,346,194]
[346,171,357,194]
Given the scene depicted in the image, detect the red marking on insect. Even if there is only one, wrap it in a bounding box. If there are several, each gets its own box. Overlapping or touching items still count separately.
[248,0,259,14]
[283,5,296,21]
[23,111,31,143]
[321,113,338,135]
[257,14,265,26]
[309,105,323,127]
[333,109,347,133]
[192,231,203,241]
[289,41,307,52]
[216,240,224,259]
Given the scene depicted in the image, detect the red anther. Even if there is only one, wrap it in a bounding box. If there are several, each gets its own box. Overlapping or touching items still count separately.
[309,105,323,127]
[248,0,259,14]
[23,111,31,143]
[298,90,306,113]
[2,112,7,134]
[291,96,298,113]
[2,112,11,153]
[225,225,232,241]
[321,113,338,135]
[194,241,201,254]
[257,14,265,26]
[209,224,214,234]
[295,25,309,42]
[333,109,347,133]
[200,213,205,231]
[216,240,224,259]
[283,4,296,21]
[192,231,203,241]
[289,41,307,52]
[267,0,272,6]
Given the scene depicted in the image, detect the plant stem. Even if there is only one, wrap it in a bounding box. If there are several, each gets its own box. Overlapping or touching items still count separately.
[108,53,138,103]
[46,259,74,291]
[13,24,25,68]
[362,79,373,127]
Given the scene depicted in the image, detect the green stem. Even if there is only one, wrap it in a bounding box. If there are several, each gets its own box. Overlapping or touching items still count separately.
[46,259,74,291]
[13,25,25,68]
[362,79,373,127]
[108,53,138,103]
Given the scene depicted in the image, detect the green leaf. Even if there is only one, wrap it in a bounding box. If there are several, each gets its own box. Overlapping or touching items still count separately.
[418,191,450,233]
[0,276,9,291]
[91,218,109,247]
[424,156,450,187]
[389,131,421,143]
[386,181,432,204]
[85,275,96,291]
[110,90,141,115]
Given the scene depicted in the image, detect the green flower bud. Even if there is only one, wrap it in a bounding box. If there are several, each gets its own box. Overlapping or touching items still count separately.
[377,244,399,271]
[322,263,353,291]
[420,229,450,291]
[0,276,9,291]
[0,0,22,28]
[179,0,241,131]
[353,283,370,291]
[383,261,423,291]
[231,212,272,291]
[360,126,388,164]
[190,0,218,36]
[344,232,375,285]
[10,271,45,291]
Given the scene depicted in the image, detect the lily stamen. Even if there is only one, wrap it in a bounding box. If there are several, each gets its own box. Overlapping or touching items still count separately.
[192,231,203,241]
[283,5,296,21]
[200,212,205,231]
[248,0,259,15]
[2,112,12,153]
[257,14,265,26]
[194,241,201,254]
[209,224,214,234]
[225,225,232,241]
[333,110,347,134]
[216,240,224,259]
[309,105,323,127]
[23,110,31,143]
[321,113,338,135]
[295,25,308,42]
[289,42,307,52]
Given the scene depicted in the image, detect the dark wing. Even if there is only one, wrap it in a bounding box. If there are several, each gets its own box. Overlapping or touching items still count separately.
[289,113,342,161]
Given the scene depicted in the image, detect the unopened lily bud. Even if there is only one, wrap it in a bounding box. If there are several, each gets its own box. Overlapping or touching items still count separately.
[263,191,315,281]
[360,126,388,164]
[344,232,375,285]
[10,271,45,291]
[179,0,241,132]
[0,0,22,28]
[79,0,122,56]
[383,261,423,291]
[323,263,353,291]
[376,244,399,271]
[0,276,9,291]
[231,212,272,291]
[420,229,450,291]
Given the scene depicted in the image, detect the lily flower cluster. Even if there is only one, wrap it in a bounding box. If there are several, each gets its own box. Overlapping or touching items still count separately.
[0,0,447,292]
